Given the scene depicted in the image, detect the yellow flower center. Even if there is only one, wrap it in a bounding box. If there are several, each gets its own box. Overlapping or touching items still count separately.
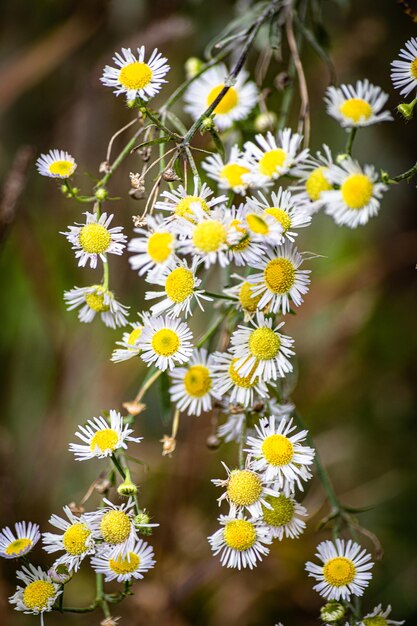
[151,328,180,356]
[259,149,286,177]
[62,523,91,555]
[226,469,263,506]
[183,365,211,397]
[118,62,153,90]
[341,173,373,209]
[305,166,332,201]
[363,617,388,626]
[165,267,194,303]
[90,428,119,453]
[263,258,295,294]
[147,231,173,264]
[84,288,110,312]
[5,538,32,556]
[248,327,280,360]
[264,207,291,232]
[109,551,140,575]
[228,219,250,251]
[127,327,142,346]
[323,556,356,587]
[23,580,56,611]
[207,84,238,114]
[410,57,417,79]
[262,494,295,526]
[220,163,250,188]
[223,519,257,551]
[238,282,262,312]
[339,98,373,123]
[100,510,131,544]
[261,434,294,466]
[228,358,258,388]
[175,196,209,220]
[48,160,74,177]
[246,213,269,235]
[79,223,111,254]
[192,219,227,253]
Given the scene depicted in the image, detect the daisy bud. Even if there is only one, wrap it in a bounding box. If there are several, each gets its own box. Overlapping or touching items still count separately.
[95,187,108,201]
[185,57,204,79]
[48,564,73,585]
[397,99,416,120]
[254,111,277,133]
[201,117,215,131]
[162,167,180,182]
[117,471,138,497]
[336,152,348,164]
[320,601,345,623]
[206,434,221,449]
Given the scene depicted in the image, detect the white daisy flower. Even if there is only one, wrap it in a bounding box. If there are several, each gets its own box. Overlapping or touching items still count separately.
[391,36,417,97]
[85,498,138,560]
[242,128,309,187]
[245,416,315,492]
[211,350,269,408]
[36,149,76,179]
[0,522,40,559]
[217,410,247,443]
[101,46,170,102]
[246,188,312,242]
[358,604,404,626]
[325,80,393,128]
[323,158,388,228]
[261,494,307,540]
[240,204,284,249]
[230,311,294,382]
[69,410,142,461]
[213,462,279,518]
[249,242,311,315]
[42,506,95,572]
[138,314,193,371]
[184,64,258,131]
[145,257,211,318]
[225,275,263,320]
[305,539,374,601]
[155,177,227,224]
[91,538,155,583]
[111,316,146,363]
[225,204,264,266]
[9,564,61,625]
[64,284,129,328]
[169,348,215,416]
[290,145,334,214]
[208,513,272,570]
[62,211,126,269]
[177,205,231,268]
[128,215,176,278]
[202,144,252,195]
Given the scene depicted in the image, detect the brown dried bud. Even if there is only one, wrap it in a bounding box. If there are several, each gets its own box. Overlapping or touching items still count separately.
[101,618,121,626]
[206,434,220,449]
[229,403,244,414]
[252,401,265,413]
[67,502,85,515]
[274,71,291,91]
[129,187,146,200]
[94,478,112,494]
[162,167,180,182]
[160,435,176,456]
[99,160,111,174]
[123,401,146,416]
[129,172,142,189]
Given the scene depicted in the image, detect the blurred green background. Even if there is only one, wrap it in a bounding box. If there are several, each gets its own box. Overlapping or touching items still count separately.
[1,0,416,624]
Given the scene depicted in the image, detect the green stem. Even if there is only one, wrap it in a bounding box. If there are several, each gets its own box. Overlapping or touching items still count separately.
[141,107,181,140]
[346,127,357,157]
[390,160,417,183]
[111,453,126,479]
[204,291,237,302]
[102,258,109,290]
[239,417,247,469]
[99,130,143,188]
[196,310,230,347]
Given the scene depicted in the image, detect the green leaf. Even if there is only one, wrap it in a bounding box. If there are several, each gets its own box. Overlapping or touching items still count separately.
[208,127,225,160]
[165,111,188,136]
[158,371,172,425]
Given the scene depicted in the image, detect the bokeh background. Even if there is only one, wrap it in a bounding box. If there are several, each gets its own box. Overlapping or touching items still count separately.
[1,0,416,624]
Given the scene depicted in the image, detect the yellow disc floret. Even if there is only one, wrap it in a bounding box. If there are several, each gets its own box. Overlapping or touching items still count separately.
[23,580,56,611]
[341,173,373,209]
[261,434,294,466]
[90,428,119,453]
[147,232,173,263]
[259,149,286,177]
[323,556,356,587]
[305,166,332,201]
[207,84,238,114]
[62,523,91,555]
[118,62,152,90]
[411,58,417,79]
[363,617,388,626]
[79,223,111,254]
[151,328,180,356]
[248,327,280,360]
[223,519,257,551]
[229,358,258,388]
[339,98,373,123]
[220,163,250,188]
[109,551,140,575]
[192,220,227,253]
[5,538,32,556]
[165,268,194,302]
[175,196,209,220]
[264,207,291,232]
[262,494,295,526]
[100,510,131,545]
[238,282,262,312]
[228,219,250,251]
[84,288,110,312]
[226,470,263,506]
[184,365,211,397]
[264,258,295,294]
[246,213,269,235]
[48,160,74,177]
[127,327,142,346]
